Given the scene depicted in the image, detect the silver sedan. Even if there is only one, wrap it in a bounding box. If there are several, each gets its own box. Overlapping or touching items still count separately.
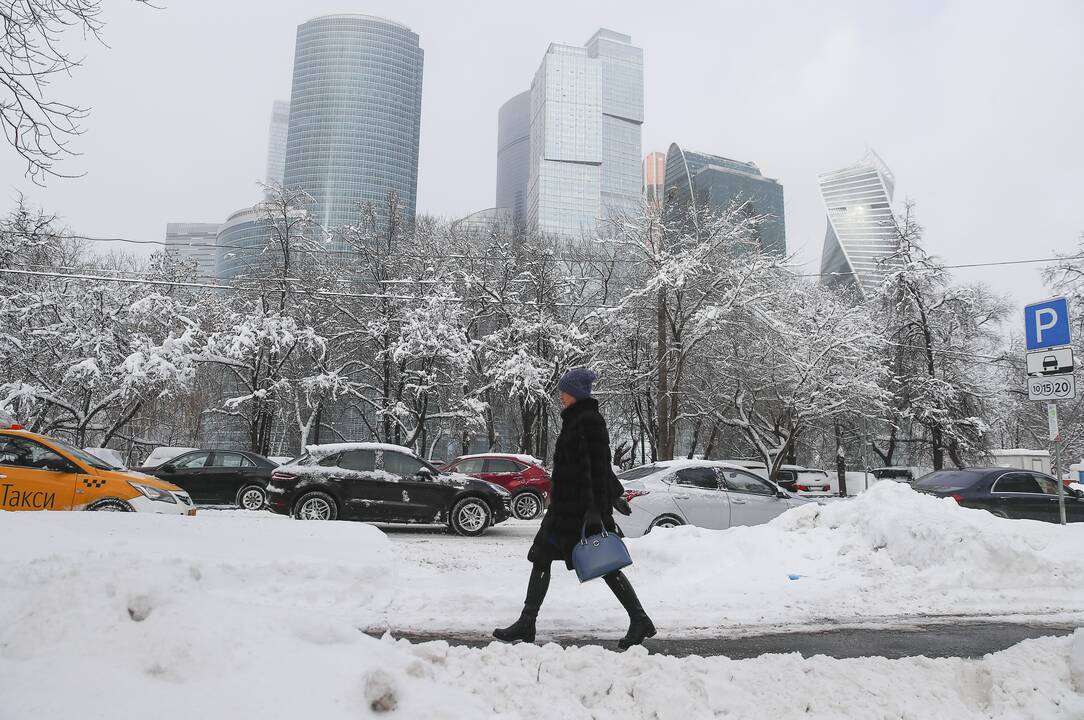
[616,460,812,538]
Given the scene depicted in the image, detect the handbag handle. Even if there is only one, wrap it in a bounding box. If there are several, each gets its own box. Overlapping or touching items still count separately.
[579,522,609,545]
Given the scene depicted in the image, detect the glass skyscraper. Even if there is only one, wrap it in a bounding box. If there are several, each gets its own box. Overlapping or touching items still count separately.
[661,144,786,257]
[495,91,531,226]
[642,151,666,209]
[818,150,898,298]
[518,28,643,239]
[164,223,221,277]
[264,100,290,194]
[282,14,424,230]
[215,207,271,280]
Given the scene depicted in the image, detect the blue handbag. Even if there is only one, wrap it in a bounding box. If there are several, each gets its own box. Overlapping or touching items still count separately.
[571,522,633,583]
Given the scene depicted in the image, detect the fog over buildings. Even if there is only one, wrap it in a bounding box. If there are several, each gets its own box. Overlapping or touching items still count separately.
[1,1,1081,306]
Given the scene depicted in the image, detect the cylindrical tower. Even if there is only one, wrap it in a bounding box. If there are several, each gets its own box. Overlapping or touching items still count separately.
[495,90,530,226]
[283,14,424,230]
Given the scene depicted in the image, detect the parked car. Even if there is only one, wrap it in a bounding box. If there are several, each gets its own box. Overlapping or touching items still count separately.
[266,442,512,536]
[775,465,834,496]
[0,424,195,514]
[138,449,276,510]
[914,468,1084,523]
[616,460,811,538]
[141,446,198,468]
[871,466,932,484]
[441,453,551,520]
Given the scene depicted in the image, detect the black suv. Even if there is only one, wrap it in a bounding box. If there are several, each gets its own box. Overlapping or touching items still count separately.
[266,443,512,536]
[139,449,276,509]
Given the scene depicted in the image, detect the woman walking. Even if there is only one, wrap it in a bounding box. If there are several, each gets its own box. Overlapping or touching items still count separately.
[493,367,656,649]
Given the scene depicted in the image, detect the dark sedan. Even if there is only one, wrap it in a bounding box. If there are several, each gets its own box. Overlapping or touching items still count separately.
[914,467,1084,522]
[266,443,512,536]
[138,449,277,509]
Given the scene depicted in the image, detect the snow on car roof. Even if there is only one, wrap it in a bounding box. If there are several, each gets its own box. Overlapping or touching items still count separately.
[627,459,752,474]
[454,453,545,466]
[990,449,1051,458]
[305,442,417,459]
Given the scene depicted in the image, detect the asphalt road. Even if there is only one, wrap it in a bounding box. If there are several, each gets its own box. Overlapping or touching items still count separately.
[376,621,1080,660]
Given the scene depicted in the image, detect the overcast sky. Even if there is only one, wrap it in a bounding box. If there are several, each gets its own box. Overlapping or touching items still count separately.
[3,0,1082,311]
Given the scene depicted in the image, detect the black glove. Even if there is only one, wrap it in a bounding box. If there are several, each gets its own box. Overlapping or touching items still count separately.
[612,496,632,516]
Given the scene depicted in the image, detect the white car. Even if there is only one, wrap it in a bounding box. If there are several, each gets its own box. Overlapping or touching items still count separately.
[775,465,835,497]
[617,460,812,538]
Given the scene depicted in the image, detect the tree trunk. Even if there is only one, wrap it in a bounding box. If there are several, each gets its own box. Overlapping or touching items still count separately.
[835,422,848,497]
[656,287,669,460]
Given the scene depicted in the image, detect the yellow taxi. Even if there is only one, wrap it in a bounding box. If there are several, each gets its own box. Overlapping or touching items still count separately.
[0,424,196,515]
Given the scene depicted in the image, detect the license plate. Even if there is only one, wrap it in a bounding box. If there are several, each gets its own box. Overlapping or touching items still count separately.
[187,509,197,516]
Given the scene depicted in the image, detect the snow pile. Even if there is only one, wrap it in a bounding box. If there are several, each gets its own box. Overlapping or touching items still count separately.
[1,509,1082,718]
[385,481,1084,634]
[620,481,1084,630]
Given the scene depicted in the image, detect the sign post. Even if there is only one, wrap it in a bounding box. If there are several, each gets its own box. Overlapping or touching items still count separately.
[1024,298,1073,526]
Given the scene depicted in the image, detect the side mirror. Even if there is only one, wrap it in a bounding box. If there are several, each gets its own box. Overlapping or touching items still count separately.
[161,463,176,474]
[415,468,435,481]
[777,490,789,499]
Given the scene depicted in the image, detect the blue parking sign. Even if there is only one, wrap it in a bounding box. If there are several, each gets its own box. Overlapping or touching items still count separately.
[1024,297,1071,351]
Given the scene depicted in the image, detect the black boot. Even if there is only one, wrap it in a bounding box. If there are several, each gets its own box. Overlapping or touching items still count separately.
[493,609,537,643]
[493,562,551,643]
[604,571,656,649]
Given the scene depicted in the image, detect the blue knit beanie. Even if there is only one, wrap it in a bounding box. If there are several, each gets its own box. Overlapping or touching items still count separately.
[558,367,597,399]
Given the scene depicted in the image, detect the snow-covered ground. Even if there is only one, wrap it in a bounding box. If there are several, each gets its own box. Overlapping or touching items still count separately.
[3,482,1084,718]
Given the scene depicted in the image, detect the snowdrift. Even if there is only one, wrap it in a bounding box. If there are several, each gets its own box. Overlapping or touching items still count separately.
[2,483,1084,717]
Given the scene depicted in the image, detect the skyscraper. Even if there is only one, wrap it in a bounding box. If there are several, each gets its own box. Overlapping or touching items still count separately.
[164,223,221,277]
[264,100,290,193]
[215,207,270,280]
[495,91,531,226]
[661,144,786,256]
[282,14,424,230]
[521,28,643,239]
[818,150,898,298]
[642,151,666,208]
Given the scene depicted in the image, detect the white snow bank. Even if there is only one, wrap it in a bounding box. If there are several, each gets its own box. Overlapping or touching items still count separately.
[1,509,1081,720]
[386,480,1084,634]
[3,480,1082,649]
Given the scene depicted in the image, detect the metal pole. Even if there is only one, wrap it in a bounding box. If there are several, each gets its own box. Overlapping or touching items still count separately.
[1055,429,1066,526]
[1048,402,1066,525]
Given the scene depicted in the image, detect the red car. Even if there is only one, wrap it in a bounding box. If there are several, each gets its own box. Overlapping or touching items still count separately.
[441,453,551,520]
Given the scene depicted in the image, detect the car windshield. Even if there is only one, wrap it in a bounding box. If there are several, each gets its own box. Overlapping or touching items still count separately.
[913,470,985,492]
[797,470,829,481]
[50,437,117,470]
[618,465,664,481]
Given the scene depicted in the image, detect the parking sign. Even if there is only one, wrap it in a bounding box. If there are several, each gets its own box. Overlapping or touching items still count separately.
[1024,297,1071,351]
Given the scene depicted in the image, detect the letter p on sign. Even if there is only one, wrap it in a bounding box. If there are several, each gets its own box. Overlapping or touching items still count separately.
[1025,297,1071,352]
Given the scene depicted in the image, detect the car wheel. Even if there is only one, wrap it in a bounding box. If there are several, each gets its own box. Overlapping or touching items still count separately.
[88,498,132,512]
[293,491,338,521]
[648,514,684,532]
[237,485,267,511]
[511,490,544,520]
[450,497,492,537]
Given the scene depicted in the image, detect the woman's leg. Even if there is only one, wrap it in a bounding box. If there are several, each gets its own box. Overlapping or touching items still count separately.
[493,561,552,642]
[604,570,656,649]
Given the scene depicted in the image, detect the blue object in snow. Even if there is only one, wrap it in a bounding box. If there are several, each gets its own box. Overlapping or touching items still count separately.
[787,574,802,580]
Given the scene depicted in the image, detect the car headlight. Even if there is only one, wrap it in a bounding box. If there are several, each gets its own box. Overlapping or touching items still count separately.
[128,481,177,503]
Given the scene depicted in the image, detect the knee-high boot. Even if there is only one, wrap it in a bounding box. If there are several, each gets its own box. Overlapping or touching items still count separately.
[493,562,551,642]
[604,570,656,649]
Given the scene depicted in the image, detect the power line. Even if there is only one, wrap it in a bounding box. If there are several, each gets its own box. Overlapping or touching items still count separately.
[0,267,629,310]
[60,233,1084,279]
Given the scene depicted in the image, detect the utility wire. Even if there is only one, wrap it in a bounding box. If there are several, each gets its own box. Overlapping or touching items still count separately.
[57,233,1083,279]
[0,267,1038,370]
[0,267,627,310]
